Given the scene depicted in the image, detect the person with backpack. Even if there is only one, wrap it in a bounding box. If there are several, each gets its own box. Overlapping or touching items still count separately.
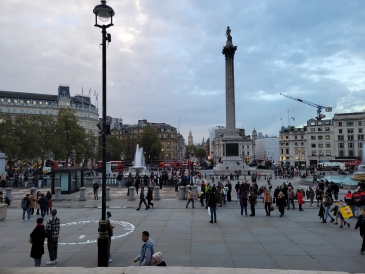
[21,194,31,221]
[322,192,335,223]
[45,209,61,265]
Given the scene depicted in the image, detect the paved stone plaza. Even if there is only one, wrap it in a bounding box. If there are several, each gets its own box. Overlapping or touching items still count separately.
[0,176,364,272]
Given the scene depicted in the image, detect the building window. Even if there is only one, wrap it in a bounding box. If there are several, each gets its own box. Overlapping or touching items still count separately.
[13,109,16,113]
[349,150,354,157]
[310,122,316,126]
[338,122,342,127]
[358,142,363,148]
[358,121,363,126]
[319,150,324,156]
[339,150,344,157]
[358,135,364,140]
[347,129,354,134]
[359,128,363,133]
[325,135,330,140]
[348,143,354,148]
[318,136,323,140]
[325,142,331,148]
[311,150,316,156]
[301,135,304,139]
[338,143,344,148]
[346,121,354,126]
[311,143,316,148]
[318,127,323,131]
[295,136,297,139]
[318,143,323,148]
[33,101,37,105]
[326,150,331,156]
[339,129,343,134]
[317,121,323,125]
[286,149,289,154]
[247,145,249,149]
[359,150,363,157]
[311,136,316,140]
[325,127,330,131]
[338,135,344,141]
[311,128,315,132]
[324,121,331,125]
[286,143,289,146]
[348,135,354,141]
[285,136,289,140]
[21,109,24,114]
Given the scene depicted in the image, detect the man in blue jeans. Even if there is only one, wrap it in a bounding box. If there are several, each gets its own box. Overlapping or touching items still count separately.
[21,194,31,221]
[322,192,335,223]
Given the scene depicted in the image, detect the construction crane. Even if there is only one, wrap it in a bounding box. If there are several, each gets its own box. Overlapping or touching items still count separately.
[280,93,332,120]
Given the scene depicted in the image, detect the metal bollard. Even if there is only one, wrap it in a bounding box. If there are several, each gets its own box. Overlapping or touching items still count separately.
[79,187,86,201]
[191,185,198,200]
[30,187,37,195]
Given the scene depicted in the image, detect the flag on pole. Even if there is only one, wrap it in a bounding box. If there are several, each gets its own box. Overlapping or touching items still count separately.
[280,117,282,121]
[82,86,84,108]
[94,90,97,96]
[88,88,91,96]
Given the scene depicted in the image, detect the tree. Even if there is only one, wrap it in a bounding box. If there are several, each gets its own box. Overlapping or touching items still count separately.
[121,136,137,162]
[140,125,162,161]
[185,144,198,158]
[196,148,206,158]
[0,113,38,174]
[82,131,98,167]
[106,136,124,161]
[52,108,86,165]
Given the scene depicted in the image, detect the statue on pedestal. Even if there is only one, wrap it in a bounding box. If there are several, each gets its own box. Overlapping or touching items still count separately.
[226,26,232,42]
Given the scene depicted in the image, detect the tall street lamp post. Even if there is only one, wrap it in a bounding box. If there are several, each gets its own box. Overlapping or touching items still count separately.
[93,0,115,267]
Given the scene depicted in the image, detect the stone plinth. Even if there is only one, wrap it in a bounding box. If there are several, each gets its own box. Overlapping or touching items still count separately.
[106,187,111,201]
[178,186,186,200]
[5,188,12,201]
[55,187,62,201]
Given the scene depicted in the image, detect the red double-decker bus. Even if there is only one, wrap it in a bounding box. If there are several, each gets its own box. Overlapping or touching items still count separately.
[95,161,125,172]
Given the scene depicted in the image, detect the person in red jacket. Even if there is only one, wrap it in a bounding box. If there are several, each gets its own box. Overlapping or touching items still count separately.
[297,190,305,211]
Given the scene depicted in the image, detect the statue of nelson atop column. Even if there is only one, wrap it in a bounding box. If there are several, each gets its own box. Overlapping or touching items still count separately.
[226,26,232,42]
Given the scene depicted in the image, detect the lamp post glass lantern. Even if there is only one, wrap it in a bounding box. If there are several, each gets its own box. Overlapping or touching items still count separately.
[93,0,115,267]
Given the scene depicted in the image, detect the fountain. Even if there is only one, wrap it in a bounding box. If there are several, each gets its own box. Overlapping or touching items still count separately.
[352,146,365,181]
[128,144,147,175]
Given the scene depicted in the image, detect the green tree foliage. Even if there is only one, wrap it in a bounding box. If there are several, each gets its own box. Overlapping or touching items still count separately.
[185,144,198,158]
[106,136,124,161]
[121,136,137,162]
[52,108,86,165]
[82,131,98,167]
[196,148,207,158]
[140,125,162,160]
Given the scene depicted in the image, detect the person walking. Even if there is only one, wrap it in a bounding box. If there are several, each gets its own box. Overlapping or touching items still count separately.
[240,192,248,216]
[45,209,61,265]
[249,190,257,216]
[316,187,323,207]
[186,187,195,208]
[297,190,305,211]
[147,187,154,209]
[337,200,351,228]
[136,187,148,210]
[46,191,52,215]
[207,187,218,223]
[226,181,232,202]
[29,191,37,216]
[30,218,46,267]
[37,194,48,218]
[117,173,123,188]
[134,231,154,266]
[93,181,99,200]
[35,191,42,215]
[263,190,273,216]
[354,208,365,254]
[277,191,286,217]
[322,192,335,223]
[21,194,31,221]
[152,252,167,266]
[307,187,315,206]
[287,187,295,210]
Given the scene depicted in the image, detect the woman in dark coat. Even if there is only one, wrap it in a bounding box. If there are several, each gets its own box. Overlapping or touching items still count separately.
[276,191,287,217]
[30,218,46,267]
[46,191,52,215]
[147,187,154,208]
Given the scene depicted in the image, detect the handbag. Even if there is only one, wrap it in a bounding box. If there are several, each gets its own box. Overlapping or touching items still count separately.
[270,205,274,211]
[29,237,32,244]
[339,206,353,219]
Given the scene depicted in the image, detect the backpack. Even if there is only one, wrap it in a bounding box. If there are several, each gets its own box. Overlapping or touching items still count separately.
[328,196,333,205]
[21,198,27,209]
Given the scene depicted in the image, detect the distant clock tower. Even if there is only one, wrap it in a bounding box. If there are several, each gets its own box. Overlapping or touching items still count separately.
[188,130,193,146]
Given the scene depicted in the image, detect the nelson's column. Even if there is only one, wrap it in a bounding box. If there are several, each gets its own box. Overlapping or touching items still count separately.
[214,26,244,172]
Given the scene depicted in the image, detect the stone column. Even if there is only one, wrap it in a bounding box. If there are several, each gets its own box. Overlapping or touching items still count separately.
[178,186,186,200]
[55,187,62,201]
[128,186,135,201]
[5,188,12,201]
[79,187,86,201]
[106,187,111,201]
[154,186,160,201]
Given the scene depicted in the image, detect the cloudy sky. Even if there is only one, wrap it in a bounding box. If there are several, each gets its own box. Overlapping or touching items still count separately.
[2,0,365,144]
